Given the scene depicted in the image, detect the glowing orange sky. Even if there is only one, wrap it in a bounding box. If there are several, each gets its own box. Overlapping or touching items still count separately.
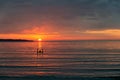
[0,29,120,40]
[1,0,120,40]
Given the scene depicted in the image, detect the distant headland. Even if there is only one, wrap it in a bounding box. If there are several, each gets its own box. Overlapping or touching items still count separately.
[0,39,34,42]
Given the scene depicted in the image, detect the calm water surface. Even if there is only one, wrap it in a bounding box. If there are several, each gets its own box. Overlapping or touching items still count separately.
[0,40,120,77]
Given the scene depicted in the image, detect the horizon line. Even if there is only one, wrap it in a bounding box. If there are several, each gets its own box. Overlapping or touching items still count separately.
[0,39,120,42]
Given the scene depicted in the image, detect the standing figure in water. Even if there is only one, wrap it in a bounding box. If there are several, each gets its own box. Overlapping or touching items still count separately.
[37,38,44,55]
[37,48,44,55]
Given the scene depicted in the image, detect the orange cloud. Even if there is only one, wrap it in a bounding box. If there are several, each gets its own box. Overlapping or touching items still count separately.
[85,29,120,36]
[0,34,41,40]
[0,33,61,40]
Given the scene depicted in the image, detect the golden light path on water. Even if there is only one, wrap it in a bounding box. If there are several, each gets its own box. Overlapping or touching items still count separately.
[0,40,120,77]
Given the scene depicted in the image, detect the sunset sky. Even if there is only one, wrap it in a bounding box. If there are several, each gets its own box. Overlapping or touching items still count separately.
[0,0,120,40]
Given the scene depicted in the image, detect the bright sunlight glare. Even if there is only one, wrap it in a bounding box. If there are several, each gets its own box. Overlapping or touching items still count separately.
[38,38,42,41]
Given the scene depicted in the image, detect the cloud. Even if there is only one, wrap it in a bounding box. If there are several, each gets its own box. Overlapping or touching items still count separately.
[0,0,120,35]
[85,29,120,36]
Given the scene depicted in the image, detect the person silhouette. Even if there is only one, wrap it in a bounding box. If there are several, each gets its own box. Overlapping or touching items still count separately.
[37,48,44,55]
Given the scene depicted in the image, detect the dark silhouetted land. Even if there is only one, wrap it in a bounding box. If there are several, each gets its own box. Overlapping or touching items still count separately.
[0,39,33,42]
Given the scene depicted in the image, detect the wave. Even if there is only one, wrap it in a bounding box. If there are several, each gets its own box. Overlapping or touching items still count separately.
[51,48,120,53]
[0,75,119,80]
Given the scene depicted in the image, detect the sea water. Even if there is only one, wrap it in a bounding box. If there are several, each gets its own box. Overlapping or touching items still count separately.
[0,40,120,77]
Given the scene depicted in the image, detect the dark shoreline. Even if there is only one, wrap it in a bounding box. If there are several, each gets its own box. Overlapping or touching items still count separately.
[0,39,33,42]
[1,39,120,42]
[0,75,119,80]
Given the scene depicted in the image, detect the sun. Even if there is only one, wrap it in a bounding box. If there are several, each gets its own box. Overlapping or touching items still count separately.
[38,38,42,41]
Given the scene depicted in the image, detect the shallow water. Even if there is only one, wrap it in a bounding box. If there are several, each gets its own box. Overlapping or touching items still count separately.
[0,40,120,77]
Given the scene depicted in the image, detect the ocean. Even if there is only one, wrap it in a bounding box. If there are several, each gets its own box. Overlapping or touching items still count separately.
[0,40,120,80]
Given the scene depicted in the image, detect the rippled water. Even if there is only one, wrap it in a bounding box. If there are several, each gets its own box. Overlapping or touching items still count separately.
[0,40,120,77]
